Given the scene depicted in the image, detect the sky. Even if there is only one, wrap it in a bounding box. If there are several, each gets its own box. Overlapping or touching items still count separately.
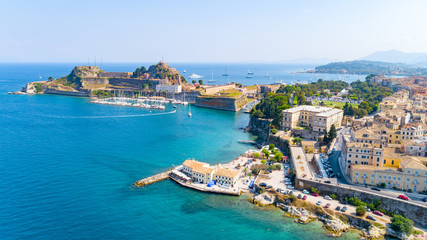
[1,0,427,63]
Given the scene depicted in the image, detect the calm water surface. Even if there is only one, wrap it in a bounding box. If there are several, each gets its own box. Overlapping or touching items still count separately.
[0,63,361,239]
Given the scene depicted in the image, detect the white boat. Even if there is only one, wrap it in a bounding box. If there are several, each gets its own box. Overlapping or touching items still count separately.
[265,72,270,77]
[183,69,187,73]
[247,70,254,75]
[188,73,203,79]
[222,66,229,76]
[188,105,192,117]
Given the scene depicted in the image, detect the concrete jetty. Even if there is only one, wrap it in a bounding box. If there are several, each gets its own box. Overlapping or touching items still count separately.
[134,170,172,187]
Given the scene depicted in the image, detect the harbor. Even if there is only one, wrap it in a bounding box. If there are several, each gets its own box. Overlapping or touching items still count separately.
[90,95,190,110]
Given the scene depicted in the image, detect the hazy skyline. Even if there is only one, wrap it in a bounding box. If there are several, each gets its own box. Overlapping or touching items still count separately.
[1,0,427,63]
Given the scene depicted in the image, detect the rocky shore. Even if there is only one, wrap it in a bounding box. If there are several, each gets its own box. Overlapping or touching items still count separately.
[248,190,424,239]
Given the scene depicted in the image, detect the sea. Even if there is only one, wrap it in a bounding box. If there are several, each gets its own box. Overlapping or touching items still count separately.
[0,63,365,240]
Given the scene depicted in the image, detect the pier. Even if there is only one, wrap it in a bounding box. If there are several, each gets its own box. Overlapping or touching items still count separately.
[238,139,257,145]
[134,170,172,187]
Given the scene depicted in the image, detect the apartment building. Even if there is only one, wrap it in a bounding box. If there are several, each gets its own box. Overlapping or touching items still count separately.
[401,123,425,140]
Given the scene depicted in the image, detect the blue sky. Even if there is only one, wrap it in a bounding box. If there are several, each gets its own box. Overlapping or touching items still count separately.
[1,0,426,62]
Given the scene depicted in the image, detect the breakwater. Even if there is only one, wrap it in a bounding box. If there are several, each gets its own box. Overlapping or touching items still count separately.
[134,170,172,187]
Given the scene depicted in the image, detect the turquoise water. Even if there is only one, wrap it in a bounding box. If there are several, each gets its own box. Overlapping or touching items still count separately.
[0,63,360,239]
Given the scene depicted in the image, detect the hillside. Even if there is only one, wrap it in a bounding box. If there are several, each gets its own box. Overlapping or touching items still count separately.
[360,50,427,65]
[26,62,184,94]
[311,60,427,76]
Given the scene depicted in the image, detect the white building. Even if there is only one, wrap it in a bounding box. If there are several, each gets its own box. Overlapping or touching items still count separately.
[281,105,343,135]
[155,84,182,93]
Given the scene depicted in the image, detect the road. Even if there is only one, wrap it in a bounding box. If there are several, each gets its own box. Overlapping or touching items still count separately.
[258,167,391,226]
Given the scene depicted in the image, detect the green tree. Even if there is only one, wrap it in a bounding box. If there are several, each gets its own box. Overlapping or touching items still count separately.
[327,124,337,143]
[274,152,283,162]
[330,194,337,200]
[48,76,54,81]
[253,152,260,158]
[261,160,267,165]
[269,144,275,150]
[262,148,270,158]
[310,187,319,194]
[390,215,414,234]
[192,80,197,84]
[356,206,366,216]
[292,137,302,145]
[198,79,203,85]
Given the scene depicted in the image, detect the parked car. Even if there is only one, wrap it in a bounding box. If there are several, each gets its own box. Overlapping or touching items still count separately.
[302,195,307,200]
[398,195,410,200]
[298,194,302,199]
[302,190,309,194]
[266,185,273,189]
[371,187,381,191]
[363,206,371,212]
[289,191,294,195]
[287,185,295,189]
[316,201,322,206]
[330,173,336,178]
[366,215,377,221]
[324,180,331,184]
[311,192,319,197]
[324,196,332,200]
[276,188,282,192]
[325,203,331,208]
[335,206,341,211]
[341,206,347,212]
[373,210,384,216]
[259,182,267,187]
[422,197,427,202]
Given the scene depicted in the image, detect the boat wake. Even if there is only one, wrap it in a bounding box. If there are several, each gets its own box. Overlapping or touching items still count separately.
[42,110,177,119]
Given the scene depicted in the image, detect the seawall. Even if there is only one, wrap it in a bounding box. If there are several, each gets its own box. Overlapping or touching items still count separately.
[44,88,90,97]
[195,94,248,112]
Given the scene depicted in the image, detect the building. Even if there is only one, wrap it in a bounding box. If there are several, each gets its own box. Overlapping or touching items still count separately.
[350,156,427,192]
[213,168,239,186]
[155,84,182,93]
[301,141,316,153]
[181,159,239,187]
[378,100,396,112]
[400,123,424,140]
[281,105,343,135]
[403,137,427,157]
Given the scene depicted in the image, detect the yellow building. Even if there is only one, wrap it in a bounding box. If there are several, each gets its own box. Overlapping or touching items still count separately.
[350,156,427,192]
[301,141,316,153]
[388,131,402,144]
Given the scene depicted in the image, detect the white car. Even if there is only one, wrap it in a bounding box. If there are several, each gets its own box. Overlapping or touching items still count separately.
[324,196,332,200]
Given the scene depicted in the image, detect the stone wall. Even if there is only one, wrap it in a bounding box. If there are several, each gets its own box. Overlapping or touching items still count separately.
[195,94,247,111]
[44,88,90,97]
[296,178,427,227]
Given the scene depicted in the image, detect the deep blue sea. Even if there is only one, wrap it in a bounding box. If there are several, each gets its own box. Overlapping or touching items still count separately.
[0,63,361,239]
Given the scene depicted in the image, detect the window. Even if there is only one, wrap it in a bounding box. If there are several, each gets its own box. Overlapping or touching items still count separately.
[355,172,359,176]
[377,158,380,162]
[384,160,386,164]
[392,160,394,165]
[379,175,382,179]
[356,155,358,158]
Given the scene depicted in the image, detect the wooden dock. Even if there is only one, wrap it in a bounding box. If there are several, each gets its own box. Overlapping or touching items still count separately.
[134,170,172,187]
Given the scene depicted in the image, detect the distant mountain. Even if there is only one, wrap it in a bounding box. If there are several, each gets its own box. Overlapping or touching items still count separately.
[360,50,427,66]
[311,60,427,76]
[280,57,342,65]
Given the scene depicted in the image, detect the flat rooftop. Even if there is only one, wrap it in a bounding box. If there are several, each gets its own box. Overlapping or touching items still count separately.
[283,105,343,117]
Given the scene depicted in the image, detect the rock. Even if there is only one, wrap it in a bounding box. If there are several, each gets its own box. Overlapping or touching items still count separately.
[320,216,350,236]
[253,193,275,206]
[365,225,386,239]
